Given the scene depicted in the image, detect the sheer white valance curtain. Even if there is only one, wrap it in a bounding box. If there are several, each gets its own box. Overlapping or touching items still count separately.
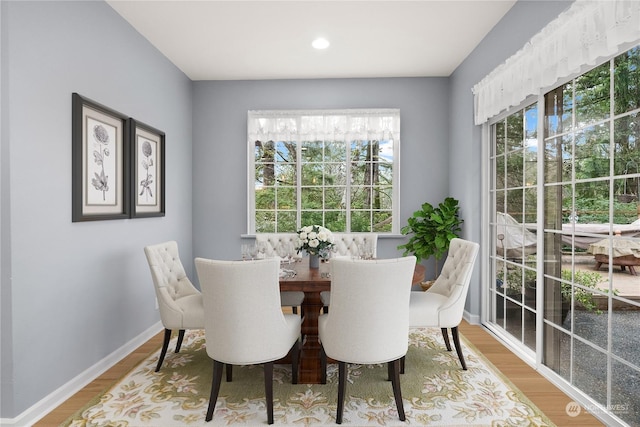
[473,0,640,125]
[247,109,400,142]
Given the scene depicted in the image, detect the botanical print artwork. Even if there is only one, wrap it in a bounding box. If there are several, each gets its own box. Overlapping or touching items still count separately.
[86,117,117,205]
[137,135,157,206]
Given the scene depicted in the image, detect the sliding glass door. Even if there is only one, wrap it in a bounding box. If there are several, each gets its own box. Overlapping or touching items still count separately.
[486,45,640,426]
[488,104,539,355]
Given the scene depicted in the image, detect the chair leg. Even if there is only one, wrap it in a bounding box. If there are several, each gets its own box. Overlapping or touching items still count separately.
[320,345,327,384]
[400,355,405,374]
[336,361,347,424]
[206,360,224,422]
[155,328,172,372]
[226,364,233,382]
[175,329,185,353]
[451,326,467,370]
[441,327,452,351]
[293,340,300,384]
[389,358,406,421]
[264,362,274,425]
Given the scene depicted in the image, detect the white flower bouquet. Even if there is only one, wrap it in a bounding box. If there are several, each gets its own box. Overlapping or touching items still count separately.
[295,225,335,258]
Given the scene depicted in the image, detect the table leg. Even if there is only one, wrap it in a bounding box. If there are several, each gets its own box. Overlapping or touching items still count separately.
[298,291,324,384]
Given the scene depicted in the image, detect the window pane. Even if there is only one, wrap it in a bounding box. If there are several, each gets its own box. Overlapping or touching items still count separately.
[506,150,524,187]
[373,211,393,232]
[324,141,346,162]
[351,140,372,161]
[301,187,322,209]
[544,137,563,183]
[254,140,275,163]
[301,210,322,225]
[255,163,274,187]
[545,84,573,136]
[613,113,640,190]
[255,211,275,232]
[301,164,323,185]
[373,186,393,210]
[613,178,639,222]
[611,300,640,365]
[561,134,573,183]
[350,187,371,209]
[506,189,523,221]
[573,340,607,407]
[611,360,640,426]
[324,210,346,232]
[496,189,505,214]
[275,187,295,209]
[506,111,524,151]
[255,187,274,209]
[614,46,640,115]
[496,155,506,189]
[523,187,537,223]
[350,211,371,232]
[276,211,296,232]
[301,140,323,161]
[274,163,296,185]
[275,140,296,163]
[574,124,609,180]
[574,180,609,224]
[324,187,345,210]
[575,62,610,127]
[495,120,506,155]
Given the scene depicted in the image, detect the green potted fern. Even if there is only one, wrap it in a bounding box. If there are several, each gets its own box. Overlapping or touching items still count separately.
[398,197,463,283]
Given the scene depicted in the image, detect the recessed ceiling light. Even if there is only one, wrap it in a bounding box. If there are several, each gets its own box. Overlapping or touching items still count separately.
[312,38,330,50]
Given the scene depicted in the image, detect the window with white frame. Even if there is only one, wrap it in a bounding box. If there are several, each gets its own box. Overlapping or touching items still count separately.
[247,109,400,234]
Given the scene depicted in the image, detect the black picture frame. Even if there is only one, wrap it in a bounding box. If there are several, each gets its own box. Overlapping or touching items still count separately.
[72,93,130,222]
[130,119,165,218]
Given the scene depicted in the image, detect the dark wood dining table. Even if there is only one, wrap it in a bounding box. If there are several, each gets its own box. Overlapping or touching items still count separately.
[278,258,425,384]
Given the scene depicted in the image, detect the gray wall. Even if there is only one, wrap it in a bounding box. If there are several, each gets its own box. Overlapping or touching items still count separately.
[0,0,576,421]
[191,78,450,269]
[450,0,573,316]
[1,1,193,418]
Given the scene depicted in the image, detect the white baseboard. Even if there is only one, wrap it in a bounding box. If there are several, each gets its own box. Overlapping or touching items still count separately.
[0,321,162,427]
[464,310,480,325]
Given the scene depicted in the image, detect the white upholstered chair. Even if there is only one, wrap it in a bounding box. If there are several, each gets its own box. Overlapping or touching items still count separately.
[318,256,415,424]
[408,238,479,370]
[320,232,378,313]
[195,257,301,424]
[144,241,205,372]
[255,233,305,314]
[332,232,378,258]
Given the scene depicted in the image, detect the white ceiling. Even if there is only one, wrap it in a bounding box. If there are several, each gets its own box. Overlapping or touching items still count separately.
[107,0,516,81]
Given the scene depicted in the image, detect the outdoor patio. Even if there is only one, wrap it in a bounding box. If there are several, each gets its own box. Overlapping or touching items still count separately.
[569,253,639,303]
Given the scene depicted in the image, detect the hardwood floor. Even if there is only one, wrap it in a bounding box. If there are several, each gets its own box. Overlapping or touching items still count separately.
[36,320,604,426]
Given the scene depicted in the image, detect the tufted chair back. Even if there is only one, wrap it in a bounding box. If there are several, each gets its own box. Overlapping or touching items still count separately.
[407,238,479,371]
[332,233,378,258]
[255,233,301,258]
[255,232,378,258]
[144,241,203,330]
[144,241,204,372]
[425,238,479,325]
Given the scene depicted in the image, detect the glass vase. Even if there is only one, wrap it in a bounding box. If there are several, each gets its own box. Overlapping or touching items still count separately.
[309,254,320,269]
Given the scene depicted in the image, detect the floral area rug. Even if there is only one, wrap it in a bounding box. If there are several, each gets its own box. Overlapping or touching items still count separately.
[63,328,555,426]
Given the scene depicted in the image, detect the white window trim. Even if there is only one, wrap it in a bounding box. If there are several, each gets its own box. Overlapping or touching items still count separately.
[247,109,401,234]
